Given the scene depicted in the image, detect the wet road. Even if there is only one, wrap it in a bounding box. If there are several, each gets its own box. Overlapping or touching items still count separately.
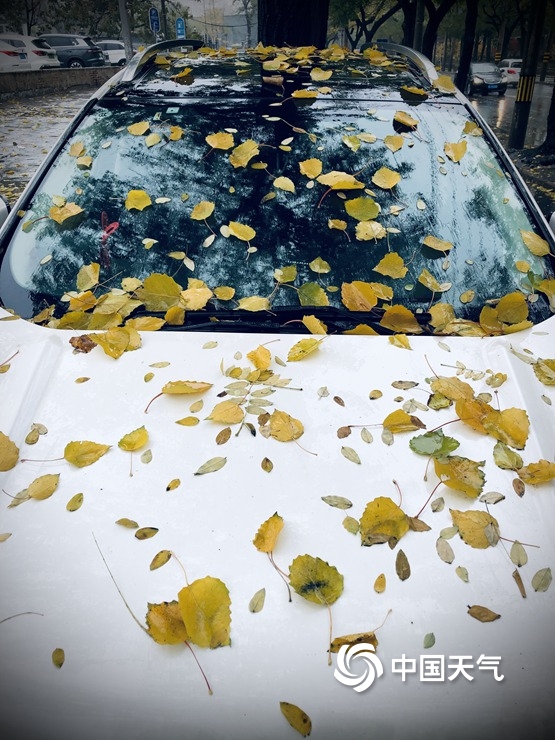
[0,81,553,216]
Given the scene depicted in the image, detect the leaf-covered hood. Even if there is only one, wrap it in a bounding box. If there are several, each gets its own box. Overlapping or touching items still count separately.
[1,310,554,738]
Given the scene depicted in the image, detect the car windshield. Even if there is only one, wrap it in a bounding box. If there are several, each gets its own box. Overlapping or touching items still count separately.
[473,63,499,73]
[0,48,553,334]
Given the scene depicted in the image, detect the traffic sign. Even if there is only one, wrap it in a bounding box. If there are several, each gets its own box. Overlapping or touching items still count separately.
[176,17,186,39]
[149,7,160,33]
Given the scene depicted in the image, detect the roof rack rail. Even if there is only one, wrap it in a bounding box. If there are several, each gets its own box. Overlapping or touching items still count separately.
[368,42,439,85]
[120,38,203,82]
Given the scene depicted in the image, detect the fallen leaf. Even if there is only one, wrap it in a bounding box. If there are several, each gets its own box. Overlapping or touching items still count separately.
[280,702,312,737]
[248,588,266,613]
[289,554,344,605]
[64,441,111,468]
[194,457,227,476]
[178,576,231,648]
[467,605,501,622]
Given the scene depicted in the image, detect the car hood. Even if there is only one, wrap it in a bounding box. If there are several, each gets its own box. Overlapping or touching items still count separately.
[1,311,554,739]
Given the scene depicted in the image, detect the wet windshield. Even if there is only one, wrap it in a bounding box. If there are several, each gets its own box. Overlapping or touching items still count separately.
[1,47,552,333]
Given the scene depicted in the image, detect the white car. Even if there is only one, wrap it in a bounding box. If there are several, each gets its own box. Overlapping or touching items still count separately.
[499,58,522,87]
[0,39,30,72]
[95,39,134,66]
[0,33,60,71]
[0,40,554,739]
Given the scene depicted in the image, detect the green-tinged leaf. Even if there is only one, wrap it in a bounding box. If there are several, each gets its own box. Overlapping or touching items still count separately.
[423,633,436,649]
[289,554,344,606]
[52,648,65,669]
[509,541,527,568]
[456,566,469,583]
[135,527,159,540]
[116,517,139,529]
[341,446,361,464]
[396,549,411,580]
[321,495,352,510]
[194,456,227,475]
[409,429,460,457]
[249,588,266,613]
[532,568,552,592]
[66,493,84,512]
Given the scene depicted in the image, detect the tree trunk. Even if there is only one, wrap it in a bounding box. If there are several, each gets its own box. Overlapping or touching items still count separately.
[455,0,478,93]
[401,0,416,47]
[539,82,555,153]
[258,0,330,47]
[421,0,457,60]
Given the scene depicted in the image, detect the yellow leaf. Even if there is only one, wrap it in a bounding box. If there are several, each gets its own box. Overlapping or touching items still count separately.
[373,252,407,278]
[520,229,550,256]
[171,66,193,80]
[341,281,377,311]
[289,554,343,605]
[27,473,60,500]
[175,416,200,426]
[274,266,297,283]
[384,134,404,152]
[344,196,380,221]
[145,133,161,148]
[374,574,386,594]
[317,171,365,190]
[355,220,386,240]
[88,327,141,359]
[496,292,528,324]
[178,576,231,648]
[435,457,486,498]
[118,426,148,452]
[292,89,319,98]
[422,234,454,252]
[380,305,423,334]
[68,290,97,312]
[162,380,213,395]
[207,400,245,425]
[343,323,379,335]
[517,459,555,485]
[343,134,361,152]
[125,189,152,211]
[301,315,327,334]
[64,441,111,468]
[430,302,456,331]
[359,496,409,546]
[280,702,312,737]
[328,218,347,231]
[190,201,215,220]
[444,140,467,162]
[146,601,189,645]
[310,67,333,81]
[463,121,483,136]
[76,155,93,169]
[237,296,270,311]
[0,432,19,473]
[454,396,492,434]
[169,125,184,141]
[383,409,425,433]
[450,508,499,548]
[371,167,401,189]
[389,334,412,349]
[287,337,323,361]
[394,110,419,128]
[460,289,475,304]
[253,512,284,552]
[214,286,236,300]
[49,202,84,224]
[483,408,530,450]
[205,131,234,150]
[430,376,474,401]
[52,648,65,669]
[433,74,457,93]
[135,273,182,311]
[127,121,150,136]
[125,317,165,331]
[299,158,322,179]
[229,139,260,168]
[533,358,555,385]
[418,268,446,293]
[228,221,256,241]
[274,176,296,193]
[269,410,304,442]
[308,256,331,274]
[180,286,213,310]
[247,345,272,370]
[69,141,86,156]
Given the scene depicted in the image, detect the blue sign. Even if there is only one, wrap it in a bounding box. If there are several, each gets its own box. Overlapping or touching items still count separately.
[175,17,185,39]
[149,7,160,33]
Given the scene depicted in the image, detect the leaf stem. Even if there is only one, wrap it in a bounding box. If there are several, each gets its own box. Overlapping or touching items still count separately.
[0,611,44,624]
[0,349,19,366]
[144,392,162,414]
[414,480,444,519]
[268,552,292,602]
[184,640,213,695]
[326,603,333,666]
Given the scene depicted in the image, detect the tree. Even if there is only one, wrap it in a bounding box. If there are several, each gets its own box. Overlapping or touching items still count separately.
[454,0,478,91]
[329,0,403,50]
[258,0,330,47]
[233,0,257,48]
[421,0,458,59]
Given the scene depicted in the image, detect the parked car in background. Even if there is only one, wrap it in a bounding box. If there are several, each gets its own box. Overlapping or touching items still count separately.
[0,39,30,72]
[39,33,104,68]
[468,61,507,96]
[0,40,554,740]
[0,33,60,71]
[95,39,135,66]
[499,58,522,87]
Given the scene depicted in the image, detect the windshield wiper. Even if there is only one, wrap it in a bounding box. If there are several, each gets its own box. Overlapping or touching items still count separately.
[131,305,432,334]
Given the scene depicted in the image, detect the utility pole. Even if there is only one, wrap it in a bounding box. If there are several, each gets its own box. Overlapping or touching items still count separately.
[118,0,134,61]
[508,0,548,149]
[413,0,425,52]
[160,0,169,39]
